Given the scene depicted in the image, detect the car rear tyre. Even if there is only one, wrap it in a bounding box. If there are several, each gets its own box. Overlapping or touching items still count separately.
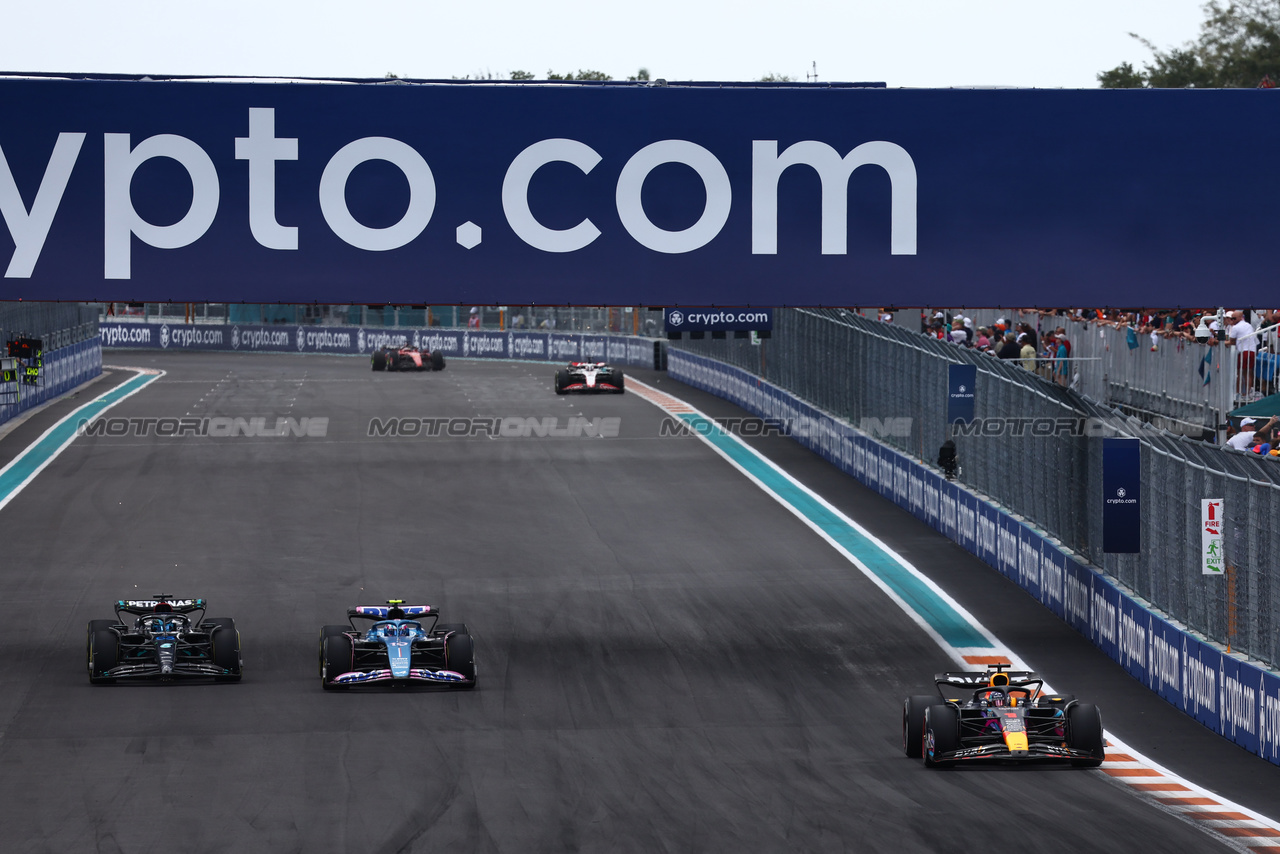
[1067,703,1105,767]
[205,618,242,682]
[88,619,118,684]
[321,631,354,690]
[444,632,477,688]
[431,350,445,371]
[903,695,935,758]
[609,370,625,393]
[923,705,959,767]
[554,370,567,394]
[372,351,387,371]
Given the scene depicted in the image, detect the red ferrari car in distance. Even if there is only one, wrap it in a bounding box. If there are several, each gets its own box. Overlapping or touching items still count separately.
[372,345,445,372]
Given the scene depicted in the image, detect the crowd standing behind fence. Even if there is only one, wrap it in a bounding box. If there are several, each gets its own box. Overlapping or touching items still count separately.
[672,308,1280,670]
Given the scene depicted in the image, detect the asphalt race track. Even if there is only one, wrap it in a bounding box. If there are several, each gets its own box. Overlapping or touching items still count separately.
[0,352,1274,853]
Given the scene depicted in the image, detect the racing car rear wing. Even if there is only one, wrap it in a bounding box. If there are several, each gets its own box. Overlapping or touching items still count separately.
[934,670,1042,688]
[115,597,206,615]
[348,605,433,619]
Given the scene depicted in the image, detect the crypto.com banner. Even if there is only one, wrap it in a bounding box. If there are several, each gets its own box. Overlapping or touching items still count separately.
[97,322,663,369]
[1,78,1277,306]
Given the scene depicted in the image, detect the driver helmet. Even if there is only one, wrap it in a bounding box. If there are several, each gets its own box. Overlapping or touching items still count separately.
[987,690,1005,707]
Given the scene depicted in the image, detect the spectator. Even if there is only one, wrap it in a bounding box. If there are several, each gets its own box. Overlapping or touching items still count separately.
[1019,334,1037,370]
[1227,310,1259,399]
[1227,416,1276,450]
[975,327,991,351]
[997,332,1021,360]
[467,307,481,329]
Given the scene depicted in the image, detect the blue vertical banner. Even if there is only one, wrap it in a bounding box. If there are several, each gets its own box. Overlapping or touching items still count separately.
[947,364,976,427]
[1103,438,1141,553]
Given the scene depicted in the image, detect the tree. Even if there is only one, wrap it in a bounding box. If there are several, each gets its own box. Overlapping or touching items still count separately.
[628,67,651,81]
[1099,0,1280,87]
[510,70,535,81]
[546,69,611,81]
[759,72,795,82]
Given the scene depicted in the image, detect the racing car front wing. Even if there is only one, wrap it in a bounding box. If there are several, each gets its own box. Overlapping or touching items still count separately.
[332,667,469,685]
[940,743,1097,762]
[104,662,232,680]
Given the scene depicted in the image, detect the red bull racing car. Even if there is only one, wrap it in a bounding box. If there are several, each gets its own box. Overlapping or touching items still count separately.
[902,664,1104,767]
[87,595,242,683]
[554,362,625,394]
[372,345,445,372]
[319,600,476,689]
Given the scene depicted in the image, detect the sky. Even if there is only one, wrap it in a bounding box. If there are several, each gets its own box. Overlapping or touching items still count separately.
[1,0,1213,88]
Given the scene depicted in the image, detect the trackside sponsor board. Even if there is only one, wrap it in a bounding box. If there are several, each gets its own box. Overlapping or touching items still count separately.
[99,323,661,368]
[0,337,102,428]
[668,348,1280,765]
[3,80,1279,307]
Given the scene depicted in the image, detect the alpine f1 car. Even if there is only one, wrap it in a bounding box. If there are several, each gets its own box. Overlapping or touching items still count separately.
[902,663,1104,767]
[319,600,476,689]
[371,345,445,372]
[87,596,242,684]
[554,362,624,394]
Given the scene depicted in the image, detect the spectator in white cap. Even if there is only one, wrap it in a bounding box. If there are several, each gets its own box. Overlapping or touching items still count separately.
[1226,415,1276,450]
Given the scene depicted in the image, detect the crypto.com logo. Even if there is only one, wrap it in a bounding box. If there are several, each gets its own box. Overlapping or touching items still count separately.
[668,311,685,327]
[0,109,918,279]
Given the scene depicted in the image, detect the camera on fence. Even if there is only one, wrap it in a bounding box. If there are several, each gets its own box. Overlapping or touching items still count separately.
[937,439,959,480]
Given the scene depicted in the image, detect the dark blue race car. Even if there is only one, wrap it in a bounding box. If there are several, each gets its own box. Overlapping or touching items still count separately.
[318,600,476,690]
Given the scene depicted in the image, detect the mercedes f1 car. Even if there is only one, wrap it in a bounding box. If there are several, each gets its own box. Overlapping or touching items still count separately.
[902,664,1104,767]
[372,345,445,372]
[554,362,624,394]
[87,596,242,684]
[319,600,476,689]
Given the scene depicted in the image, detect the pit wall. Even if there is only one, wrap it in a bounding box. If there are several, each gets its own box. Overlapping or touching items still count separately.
[98,322,664,369]
[0,338,103,428]
[668,349,1280,767]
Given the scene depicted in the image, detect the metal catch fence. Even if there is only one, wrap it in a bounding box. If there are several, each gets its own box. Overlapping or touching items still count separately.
[673,308,1280,668]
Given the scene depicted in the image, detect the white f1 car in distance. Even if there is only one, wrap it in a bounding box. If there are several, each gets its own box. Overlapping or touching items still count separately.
[554,362,625,394]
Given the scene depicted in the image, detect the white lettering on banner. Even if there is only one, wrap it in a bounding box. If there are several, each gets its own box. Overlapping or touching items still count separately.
[1220,666,1257,737]
[319,137,435,251]
[419,333,459,354]
[1119,610,1147,671]
[104,133,220,279]
[302,329,353,351]
[908,472,923,511]
[100,324,153,346]
[0,132,85,277]
[977,514,996,556]
[958,504,976,546]
[234,108,298,250]
[1093,589,1117,646]
[940,494,957,536]
[751,139,918,255]
[503,139,602,252]
[1065,574,1090,626]
[582,338,605,359]
[1183,642,1217,716]
[1151,631,1180,695]
[1018,537,1039,589]
[551,337,579,359]
[2,118,922,279]
[1039,551,1062,610]
[1263,684,1280,760]
[616,140,732,253]
[510,335,545,357]
[466,335,504,356]
[997,527,1018,574]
